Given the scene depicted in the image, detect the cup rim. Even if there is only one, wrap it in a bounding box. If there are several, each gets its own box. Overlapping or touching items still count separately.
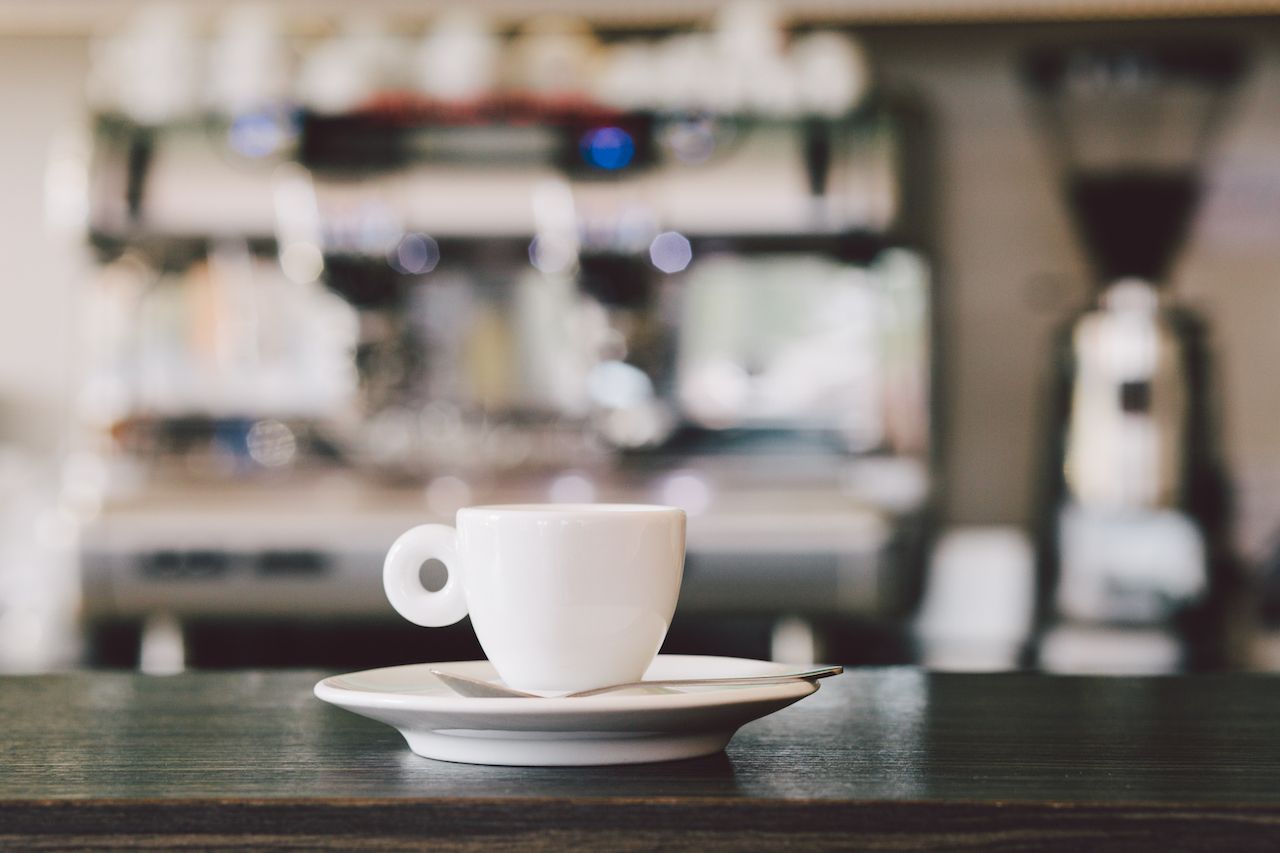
[458,503,683,516]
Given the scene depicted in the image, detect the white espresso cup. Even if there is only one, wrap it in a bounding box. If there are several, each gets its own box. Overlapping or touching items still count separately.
[383,503,686,692]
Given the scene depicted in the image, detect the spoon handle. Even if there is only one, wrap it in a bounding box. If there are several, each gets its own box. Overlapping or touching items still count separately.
[564,665,844,697]
[431,665,844,699]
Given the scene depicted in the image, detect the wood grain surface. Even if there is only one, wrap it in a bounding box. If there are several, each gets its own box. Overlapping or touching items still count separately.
[2,668,1280,850]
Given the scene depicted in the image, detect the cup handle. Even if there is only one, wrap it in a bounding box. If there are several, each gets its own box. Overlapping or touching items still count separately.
[383,524,468,627]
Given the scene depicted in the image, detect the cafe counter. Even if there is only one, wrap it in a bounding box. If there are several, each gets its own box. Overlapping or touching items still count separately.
[2,668,1279,850]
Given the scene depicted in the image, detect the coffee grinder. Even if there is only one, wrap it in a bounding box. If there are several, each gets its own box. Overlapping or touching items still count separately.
[1024,42,1244,671]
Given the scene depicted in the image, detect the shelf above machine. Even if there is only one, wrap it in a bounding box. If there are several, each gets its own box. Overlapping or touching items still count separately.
[1,0,1274,35]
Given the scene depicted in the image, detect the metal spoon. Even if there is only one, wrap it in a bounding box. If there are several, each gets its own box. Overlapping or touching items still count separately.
[430,665,844,698]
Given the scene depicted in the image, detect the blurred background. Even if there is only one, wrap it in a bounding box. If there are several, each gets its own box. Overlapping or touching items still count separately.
[4,0,1280,676]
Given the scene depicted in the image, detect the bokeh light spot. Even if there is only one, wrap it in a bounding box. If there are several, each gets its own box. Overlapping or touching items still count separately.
[246,419,297,468]
[548,472,597,503]
[649,231,693,273]
[580,126,635,171]
[389,233,441,275]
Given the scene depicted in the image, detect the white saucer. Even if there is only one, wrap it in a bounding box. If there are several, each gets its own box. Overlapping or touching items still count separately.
[314,654,821,766]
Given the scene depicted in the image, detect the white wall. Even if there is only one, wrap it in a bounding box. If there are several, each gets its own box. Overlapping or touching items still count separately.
[0,36,89,459]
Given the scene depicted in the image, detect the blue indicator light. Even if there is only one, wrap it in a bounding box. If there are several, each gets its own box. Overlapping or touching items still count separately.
[581,126,635,171]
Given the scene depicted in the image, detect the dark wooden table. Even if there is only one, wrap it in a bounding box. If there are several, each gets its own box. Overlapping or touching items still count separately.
[3,668,1280,850]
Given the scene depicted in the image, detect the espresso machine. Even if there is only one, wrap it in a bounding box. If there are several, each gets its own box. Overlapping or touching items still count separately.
[69,9,935,670]
[1024,42,1244,672]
